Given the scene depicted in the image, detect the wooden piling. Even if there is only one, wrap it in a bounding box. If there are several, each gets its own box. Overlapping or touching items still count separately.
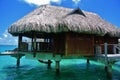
[16,56,20,68]
[17,35,22,68]
[87,59,90,64]
[104,43,108,68]
[47,60,52,69]
[104,43,112,79]
[55,61,60,74]
[105,62,112,79]
[33,34,37,57]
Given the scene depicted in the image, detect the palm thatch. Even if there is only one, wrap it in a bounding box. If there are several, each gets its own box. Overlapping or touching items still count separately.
[8,5,120,37]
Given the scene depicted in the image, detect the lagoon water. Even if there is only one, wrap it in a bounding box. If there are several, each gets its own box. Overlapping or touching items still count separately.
[0,45,120,80]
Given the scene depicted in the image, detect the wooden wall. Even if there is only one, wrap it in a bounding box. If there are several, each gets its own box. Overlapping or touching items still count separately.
[53,33,65,55]
[53,32,118,56]
[65,33,94,56]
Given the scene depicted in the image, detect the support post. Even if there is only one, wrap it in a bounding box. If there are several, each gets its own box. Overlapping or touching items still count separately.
[17,35,22,68]
[47,60,52,69]
[104,43,108,68]
[104,43,113,79]
[105,62,112,80]
[31,37,34,51]
[87,59,90,64]
[65,34,68,56]
[55,61,60,74]
[33,34,36,57]
[113,45,116,54]
[16,57,20,68]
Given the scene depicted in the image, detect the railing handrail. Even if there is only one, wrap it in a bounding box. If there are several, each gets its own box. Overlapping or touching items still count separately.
[99,44,118,46]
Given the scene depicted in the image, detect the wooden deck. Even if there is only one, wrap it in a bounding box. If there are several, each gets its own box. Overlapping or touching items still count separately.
[97,54,120,61]
[1,51,120,61]
[0,51,25,56]
[95,43,120,62]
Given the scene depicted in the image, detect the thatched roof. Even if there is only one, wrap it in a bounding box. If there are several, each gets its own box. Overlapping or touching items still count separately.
[8,5,120,37]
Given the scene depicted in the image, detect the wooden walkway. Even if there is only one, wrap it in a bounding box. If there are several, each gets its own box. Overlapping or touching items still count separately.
[96,43,120,61]
[0,51,25,56]
[97,54,120,61]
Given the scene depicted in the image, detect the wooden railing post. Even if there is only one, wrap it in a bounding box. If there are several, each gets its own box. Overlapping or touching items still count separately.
[104,43,108,68]
[95,45,101,57]
[31,37,34,51]
[33,34,37,57]
[113,44,116,54]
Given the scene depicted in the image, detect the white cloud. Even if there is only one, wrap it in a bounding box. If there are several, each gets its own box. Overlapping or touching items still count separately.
[0,37,2,40]
[0,30,18,45]
[3,34,8,38]
[22,0,61,6]
[51,0,61,3]
[72,0,81,5]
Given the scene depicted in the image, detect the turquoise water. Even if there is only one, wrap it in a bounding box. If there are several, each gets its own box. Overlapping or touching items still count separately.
[0,45,120,80]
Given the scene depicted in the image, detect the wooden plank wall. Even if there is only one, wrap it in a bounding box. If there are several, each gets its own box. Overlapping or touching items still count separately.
[65,33,94,56]
[53,32,118,56]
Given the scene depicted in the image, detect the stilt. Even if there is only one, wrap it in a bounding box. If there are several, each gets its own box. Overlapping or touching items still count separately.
[55,61,60,74]
[87,59,90,64]
[47,60,52,69]
[16,56,20,68]
[33,33,37,57]
[17,35,22,68]
[104,43,108,67]
[104,43,112,79]
[105,63,112,80]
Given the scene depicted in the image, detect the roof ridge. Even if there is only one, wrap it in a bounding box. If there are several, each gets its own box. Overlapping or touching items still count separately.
[68,8,86,17]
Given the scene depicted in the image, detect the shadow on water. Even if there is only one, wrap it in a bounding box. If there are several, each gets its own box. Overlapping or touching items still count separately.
[0,65,34,80]
[0,60,120,80]
[112,62,120,80]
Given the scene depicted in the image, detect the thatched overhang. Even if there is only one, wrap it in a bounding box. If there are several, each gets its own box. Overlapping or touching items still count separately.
[8,5,120,37]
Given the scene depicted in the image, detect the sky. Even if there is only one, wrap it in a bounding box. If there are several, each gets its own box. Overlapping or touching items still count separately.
[0,0,120,45]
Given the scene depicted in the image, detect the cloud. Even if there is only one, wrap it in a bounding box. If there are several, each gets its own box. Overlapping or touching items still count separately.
[0,30,18,45]
[22,0,61,6]
[0,30,31,45]
[72,0,81,5]
[3,34,8,38]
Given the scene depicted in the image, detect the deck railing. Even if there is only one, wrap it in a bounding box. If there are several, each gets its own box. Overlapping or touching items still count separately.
[27,42,53,52]
[95,43,120,55]
[36,42,53,52]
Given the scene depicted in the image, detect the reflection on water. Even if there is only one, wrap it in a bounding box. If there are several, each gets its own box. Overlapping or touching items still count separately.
[1,46,120,80]
[0,56,120,80]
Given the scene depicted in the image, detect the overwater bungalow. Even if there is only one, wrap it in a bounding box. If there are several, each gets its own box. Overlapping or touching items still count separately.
[7,5,120,74]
